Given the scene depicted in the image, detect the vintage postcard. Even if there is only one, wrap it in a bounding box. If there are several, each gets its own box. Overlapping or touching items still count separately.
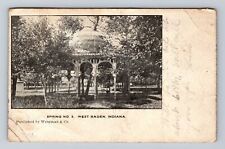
[8,8,216,142]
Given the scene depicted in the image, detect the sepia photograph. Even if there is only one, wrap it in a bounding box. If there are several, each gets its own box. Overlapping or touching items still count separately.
[8,8,216,142]
[11,15,162,109]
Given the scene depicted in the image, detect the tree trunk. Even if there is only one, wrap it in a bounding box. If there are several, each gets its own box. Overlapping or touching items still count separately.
[44,83,47,94]
[81,73,85,96]
[81,78,84,96]
[158,75,161,88]
[145,78,148,96]
[123,74,129,94]
[85,76,92,97]
[51,83,54,93]
[66,70,72,94]
[11,76,17,100]
[94,16,100,31]
[43,82,47,105]
[78,77,80,96]
[57,82,59,93]
[54,82,56,92]
[68,80,71,93]
[48,83,50,93]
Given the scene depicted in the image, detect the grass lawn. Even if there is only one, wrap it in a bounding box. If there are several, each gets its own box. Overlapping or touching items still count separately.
[12,93,162,109]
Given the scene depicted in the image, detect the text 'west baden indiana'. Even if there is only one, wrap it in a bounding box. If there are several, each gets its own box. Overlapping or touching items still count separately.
[78,115,126,119]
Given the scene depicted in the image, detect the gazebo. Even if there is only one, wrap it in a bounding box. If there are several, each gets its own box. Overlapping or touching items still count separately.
[70,28,128,100]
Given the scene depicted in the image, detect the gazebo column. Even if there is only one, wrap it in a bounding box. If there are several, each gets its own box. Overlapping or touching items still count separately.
[92,62,98,100]
[113,62,117,100]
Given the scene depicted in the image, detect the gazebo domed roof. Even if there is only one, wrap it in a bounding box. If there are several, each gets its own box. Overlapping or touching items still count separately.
[70,28,107,54]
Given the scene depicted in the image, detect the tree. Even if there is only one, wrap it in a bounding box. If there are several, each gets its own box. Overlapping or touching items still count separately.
[25,17,56,95]
[97,62,113,93]
[132,16,162,88]
[57,16,83,93]
[11,16,29,100]
[79,62,93,97]
[105,16,162,90]
[11,15,84,100]
[87,16,100,31]
[105,16,137,93]
[58,16,83,35]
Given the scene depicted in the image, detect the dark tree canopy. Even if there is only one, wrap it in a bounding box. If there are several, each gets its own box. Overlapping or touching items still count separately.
[105,15,162,86]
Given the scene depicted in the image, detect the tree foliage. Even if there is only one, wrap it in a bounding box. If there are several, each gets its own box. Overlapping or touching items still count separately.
[106,16,162,86]
[11,16,83,96]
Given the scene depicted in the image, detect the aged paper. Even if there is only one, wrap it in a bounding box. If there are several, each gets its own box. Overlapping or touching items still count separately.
[8,8,216,142]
